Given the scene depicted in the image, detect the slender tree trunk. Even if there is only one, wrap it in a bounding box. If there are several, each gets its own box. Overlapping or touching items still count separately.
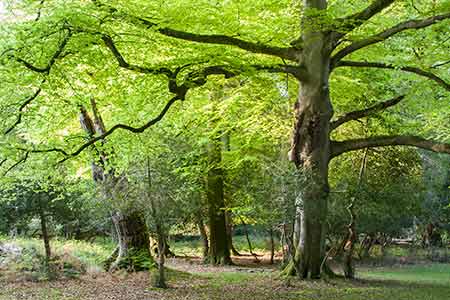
[269,228,275,265]
[38,196,51,261]
[197,218,209,260]
[240,217,260,262]
[288,0,333,279]
[225,211,241,256]
[343,148,368,278]
[153,224,167,288]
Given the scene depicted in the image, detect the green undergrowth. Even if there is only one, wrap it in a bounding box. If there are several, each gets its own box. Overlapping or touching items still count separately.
[0,235,115,281]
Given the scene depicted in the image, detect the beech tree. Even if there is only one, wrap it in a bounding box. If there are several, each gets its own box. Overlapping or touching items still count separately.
[1,0,449,279]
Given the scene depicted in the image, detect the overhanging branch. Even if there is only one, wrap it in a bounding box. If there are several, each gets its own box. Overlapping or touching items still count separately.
[92,0,298,61]
[101,34,306,80]
[331,95,405,130]
[58,95,181,163]
[335,60,450,91]
[101,34,172,76]
[331,135,450,158]
[333,13,450,63]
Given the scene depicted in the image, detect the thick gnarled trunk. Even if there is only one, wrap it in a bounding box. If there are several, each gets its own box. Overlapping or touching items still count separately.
[109,211,151,271]
[80,100,152,271]
[289,0,333,279]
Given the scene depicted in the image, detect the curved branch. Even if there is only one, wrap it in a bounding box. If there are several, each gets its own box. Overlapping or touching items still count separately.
[331,95,405,130]
[92,0,298,61]
[5,79,46,134]
[13,30,72,74]
[3,152,29,176]
[16,146,68,156]
[335,60,450,91]
[101,34,306,80]
[331,135,450,158]
[333,13,450,63]
[334,0,395,39]
[101,34,172,76]
[59,95,181,163]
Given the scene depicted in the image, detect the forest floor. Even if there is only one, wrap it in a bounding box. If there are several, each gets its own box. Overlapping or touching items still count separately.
[1,256,450,300]
[2,236,450,299]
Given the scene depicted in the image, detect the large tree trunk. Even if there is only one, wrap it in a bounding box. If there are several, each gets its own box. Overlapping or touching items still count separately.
[80,100,152,271]
[206,136,232,265]
[109,211,152,271]
[288,0,333,279]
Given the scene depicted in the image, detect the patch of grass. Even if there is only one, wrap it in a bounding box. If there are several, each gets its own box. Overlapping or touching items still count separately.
[358,263,450,285]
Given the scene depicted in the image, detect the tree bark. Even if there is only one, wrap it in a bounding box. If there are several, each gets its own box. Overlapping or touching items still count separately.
[206,139,231,264]
[197,218,209,260]
[206,92,232,265]
[109,211,152,271]
[38,195,51,261]
[269,228,275,265]
[153,224,167,288]
[80,100,152,271]
[288,0,333,279]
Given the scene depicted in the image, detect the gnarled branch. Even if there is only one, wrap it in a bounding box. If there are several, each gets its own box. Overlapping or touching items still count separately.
[331,135,450,158]
[101,34,172,77]
[58,95,181,163]
[92,0,298,61]
[331,95,405,130]
[335,60,450,91]
[101,34,306,80]
[333,13,450,63]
